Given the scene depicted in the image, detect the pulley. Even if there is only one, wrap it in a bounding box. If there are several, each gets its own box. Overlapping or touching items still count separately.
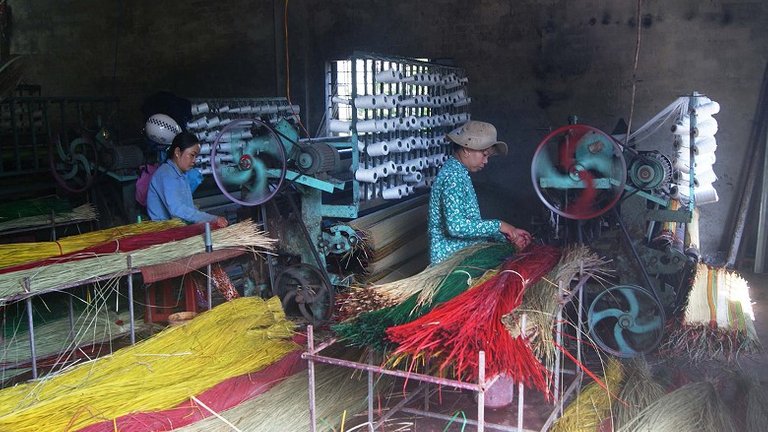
[587,284,665,357]
[531,124,627,220]
[209,118,289,206]
[274,263,334,325]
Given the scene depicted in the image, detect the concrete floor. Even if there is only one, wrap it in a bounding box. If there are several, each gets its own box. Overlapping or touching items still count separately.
[350,271,768,432]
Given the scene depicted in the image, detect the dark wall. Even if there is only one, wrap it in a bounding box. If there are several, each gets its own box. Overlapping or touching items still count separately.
[7,0,768,256]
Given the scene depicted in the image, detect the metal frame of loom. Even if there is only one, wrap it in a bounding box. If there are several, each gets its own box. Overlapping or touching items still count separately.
[0,222,226,382]
[302,273,590,432]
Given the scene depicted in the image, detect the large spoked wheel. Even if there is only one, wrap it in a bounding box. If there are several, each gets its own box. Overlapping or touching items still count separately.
[210,118,287,206]
[531,124,627,220]
[274,263,335,325]
[588,285,665,358]
[49,133,98,193]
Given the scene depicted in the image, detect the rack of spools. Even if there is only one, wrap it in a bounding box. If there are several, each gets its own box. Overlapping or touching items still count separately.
[325,52,471,208]
[669,92,720,206]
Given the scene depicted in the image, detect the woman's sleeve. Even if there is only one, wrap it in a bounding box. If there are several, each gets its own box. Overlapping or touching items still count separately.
[442,179,501,239]
[155,175,217,224]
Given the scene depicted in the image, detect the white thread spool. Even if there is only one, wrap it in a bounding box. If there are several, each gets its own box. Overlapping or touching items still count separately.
[355,168,379,183]
[217,130,254,142]
[695,167,718,185]
[375,119,394,133]
[329,119,352,133]
[191,103,210,115]
[672,117,718,137]
[672,184,719,205]
[260,105,279,114]
[205,116,221,128]
[375,69,404,83]
[366,141,389,157]
[414,180,427,189]
[412,137,428,150]
[353,95,398,109]
[382,187,403,199]
[217,105,231,113]
[692,101,720,117]
[454,97,472,107]
[403,172,423,183]
[374,162,393,177]
[355,119,378,133]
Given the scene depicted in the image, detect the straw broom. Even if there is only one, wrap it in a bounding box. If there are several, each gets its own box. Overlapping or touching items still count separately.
[0,220,276,300]
[0,297,297,432]
[0,222,212,274]
[616,381,737,432]
[170,363,384,432]
[502,245,612,369]
[0,219,184,268]
[612,358,665,430]
[0,203,97,233]
[334,243,514,351]
[387,244,560,390]
[746,380,768,432]
[551,358,624,432]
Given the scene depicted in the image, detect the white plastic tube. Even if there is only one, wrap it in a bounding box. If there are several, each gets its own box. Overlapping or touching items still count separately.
[191,103,210,115]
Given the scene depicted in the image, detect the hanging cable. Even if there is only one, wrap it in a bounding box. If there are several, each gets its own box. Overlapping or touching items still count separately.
[624,0,644,148]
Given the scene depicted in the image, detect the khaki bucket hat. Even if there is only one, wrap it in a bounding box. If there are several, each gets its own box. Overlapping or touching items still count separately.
[447,120,508,156]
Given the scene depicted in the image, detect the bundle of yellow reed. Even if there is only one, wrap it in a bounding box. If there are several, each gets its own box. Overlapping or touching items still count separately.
[0,220,276,300]
[552,358,624,432]
[0,296,297,432]
[0,218,183,268]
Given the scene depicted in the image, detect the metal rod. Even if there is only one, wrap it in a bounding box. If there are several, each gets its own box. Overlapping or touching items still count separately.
[374,385,430,429]
[301,352,484,391]
[367,350,374,428]
[206,264,212,310]
[400,408,526,432]
[518,315,526,431]
[67,293,75,342]
[478,350,485,432]
[127,255,136,345]
[754,126,768,272]
[541,372,583,432]
[307,325,317,432]
[24,279,38,379]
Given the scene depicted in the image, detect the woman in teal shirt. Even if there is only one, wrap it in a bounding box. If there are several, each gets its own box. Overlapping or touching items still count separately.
[428,121,531,263]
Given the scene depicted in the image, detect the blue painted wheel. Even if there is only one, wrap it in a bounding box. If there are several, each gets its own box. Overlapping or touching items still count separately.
[587,285,665,358]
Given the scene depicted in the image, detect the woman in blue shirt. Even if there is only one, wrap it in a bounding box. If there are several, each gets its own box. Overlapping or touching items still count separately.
[146,132,228,227]
[428,121,530,263]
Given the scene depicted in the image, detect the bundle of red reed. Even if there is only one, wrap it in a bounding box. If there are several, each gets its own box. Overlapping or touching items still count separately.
[0,223,213,274]
[386,244,560,393]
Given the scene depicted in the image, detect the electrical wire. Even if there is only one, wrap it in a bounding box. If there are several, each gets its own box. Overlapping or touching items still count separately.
[624,0,644,147]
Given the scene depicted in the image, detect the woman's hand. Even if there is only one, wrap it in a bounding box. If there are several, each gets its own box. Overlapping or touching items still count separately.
[499,221,532,250]
[213,216,229,228]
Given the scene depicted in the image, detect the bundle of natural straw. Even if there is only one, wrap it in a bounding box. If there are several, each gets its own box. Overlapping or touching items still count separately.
[747,380,768,432]
[0,218,183,268]
[171,363,380,432]
[613,358,665,430]
[0,297,297,432]
[0,220,276,300]
[552,358,624,432]
[616,381,737,432]
[0,203,98,233]
[502,245,612,368]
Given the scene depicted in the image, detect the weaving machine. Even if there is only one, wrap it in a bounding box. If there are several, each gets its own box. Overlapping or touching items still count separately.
[184,53,470,324]
[531,93,720,357]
